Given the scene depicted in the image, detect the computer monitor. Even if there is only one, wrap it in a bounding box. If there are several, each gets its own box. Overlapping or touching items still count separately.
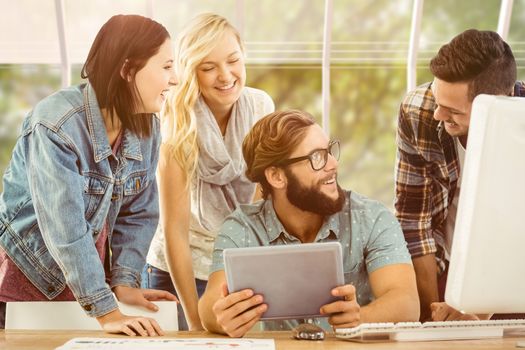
[445,94,525,314]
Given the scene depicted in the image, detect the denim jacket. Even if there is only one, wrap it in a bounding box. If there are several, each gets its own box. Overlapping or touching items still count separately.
[0,83,160,317]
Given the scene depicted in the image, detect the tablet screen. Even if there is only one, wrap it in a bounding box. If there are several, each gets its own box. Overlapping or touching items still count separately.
[224,242,344,320]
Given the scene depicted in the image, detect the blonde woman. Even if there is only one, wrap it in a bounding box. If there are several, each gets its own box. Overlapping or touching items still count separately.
[142,14,274,330]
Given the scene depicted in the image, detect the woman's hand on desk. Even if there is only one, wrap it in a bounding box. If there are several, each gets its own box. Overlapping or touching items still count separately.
[212,283,267,337]
[320,284,361,328]
[96,308,164,336]
[113,285,178,311]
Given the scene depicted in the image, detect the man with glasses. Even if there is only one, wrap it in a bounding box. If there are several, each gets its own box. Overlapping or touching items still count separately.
[198,110,419,337]
[395,29,524,322]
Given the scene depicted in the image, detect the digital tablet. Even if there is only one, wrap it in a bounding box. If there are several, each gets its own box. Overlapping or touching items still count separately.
[223,241,344,320]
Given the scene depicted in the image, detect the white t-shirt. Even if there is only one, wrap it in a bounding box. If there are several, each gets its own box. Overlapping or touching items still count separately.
[439,137,466,260]
[146,87,274,280]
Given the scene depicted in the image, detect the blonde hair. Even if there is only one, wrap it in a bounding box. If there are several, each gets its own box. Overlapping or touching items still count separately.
[162,13,244,185]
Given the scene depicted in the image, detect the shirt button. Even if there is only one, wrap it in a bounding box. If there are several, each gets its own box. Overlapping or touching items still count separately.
[111,194,118,201]
[83,304,93,312]
[47,286,55,293]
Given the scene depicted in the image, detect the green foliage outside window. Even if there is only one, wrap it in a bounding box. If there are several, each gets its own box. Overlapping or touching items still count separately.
[1,0,524,208]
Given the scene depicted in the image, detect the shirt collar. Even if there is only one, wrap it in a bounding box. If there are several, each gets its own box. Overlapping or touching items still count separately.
[316,212,340,241]
[262,197,340,243]
[84,83,143,163]
[514,81,524,97]
[436,120,445,137]
[427,82,445,138]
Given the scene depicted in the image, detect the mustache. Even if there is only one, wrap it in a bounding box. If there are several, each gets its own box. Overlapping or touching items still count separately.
[319,172,337,183]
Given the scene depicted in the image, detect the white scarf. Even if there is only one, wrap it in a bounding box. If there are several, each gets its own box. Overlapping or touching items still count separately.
[193,89,256,233]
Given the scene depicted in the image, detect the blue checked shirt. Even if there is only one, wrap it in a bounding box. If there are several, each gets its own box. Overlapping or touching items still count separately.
[211,190,412,331]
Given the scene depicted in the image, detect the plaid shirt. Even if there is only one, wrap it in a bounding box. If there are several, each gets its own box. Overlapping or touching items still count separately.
[394,81,525,274]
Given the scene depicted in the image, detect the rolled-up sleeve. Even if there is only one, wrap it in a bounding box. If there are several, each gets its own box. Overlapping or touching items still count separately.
[365,204,412,273]
[394,92,438,258]
[210,217,245,274]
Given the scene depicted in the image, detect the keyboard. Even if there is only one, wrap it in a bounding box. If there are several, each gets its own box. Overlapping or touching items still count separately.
[335,319,525,342]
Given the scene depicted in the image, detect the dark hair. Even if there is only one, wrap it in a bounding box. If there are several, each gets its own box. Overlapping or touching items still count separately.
[430,29,516,101]
[243,110,316,199]
[81,14,170,137]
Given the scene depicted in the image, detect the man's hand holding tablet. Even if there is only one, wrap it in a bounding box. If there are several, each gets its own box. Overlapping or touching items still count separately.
[215,242,347,336]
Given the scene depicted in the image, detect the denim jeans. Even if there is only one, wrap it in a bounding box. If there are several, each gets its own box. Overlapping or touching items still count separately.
[141,263,207,330]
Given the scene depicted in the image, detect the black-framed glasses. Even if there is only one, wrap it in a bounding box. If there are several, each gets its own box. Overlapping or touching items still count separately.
[278,140,340,171]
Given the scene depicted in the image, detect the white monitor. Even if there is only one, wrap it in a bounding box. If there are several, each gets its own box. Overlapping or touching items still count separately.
[445,94,525,314]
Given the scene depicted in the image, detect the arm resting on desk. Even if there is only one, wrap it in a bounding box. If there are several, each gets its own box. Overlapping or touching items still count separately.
[320,263,419,328]
[413,254,440,321]
[361,263,420,324]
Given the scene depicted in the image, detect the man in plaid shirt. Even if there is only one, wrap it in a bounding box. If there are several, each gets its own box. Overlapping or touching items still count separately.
[395,29,525,321]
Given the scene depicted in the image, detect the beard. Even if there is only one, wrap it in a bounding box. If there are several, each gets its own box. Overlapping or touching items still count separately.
[284,168,345,216]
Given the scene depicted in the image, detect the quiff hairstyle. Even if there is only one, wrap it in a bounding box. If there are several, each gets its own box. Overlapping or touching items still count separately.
[81,14,170,138]
[430,29,516,101]
[243,110,316,199]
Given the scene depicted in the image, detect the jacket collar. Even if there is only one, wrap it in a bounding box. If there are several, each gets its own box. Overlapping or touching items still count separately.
[84,84,143,163]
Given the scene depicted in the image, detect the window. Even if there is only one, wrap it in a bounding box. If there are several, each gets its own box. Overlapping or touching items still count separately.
[1,0,523,205]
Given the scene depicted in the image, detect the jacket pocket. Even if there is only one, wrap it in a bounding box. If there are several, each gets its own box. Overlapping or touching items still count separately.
[123,172,148,196]
[83,175,110,218]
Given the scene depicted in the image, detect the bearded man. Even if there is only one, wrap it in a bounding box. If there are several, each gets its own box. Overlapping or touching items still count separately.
[198,110,420,337]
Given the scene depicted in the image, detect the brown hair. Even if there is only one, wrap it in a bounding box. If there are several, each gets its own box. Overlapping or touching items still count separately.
[243,110,316,199]
[81,14,170,138]
[430,29,516,101]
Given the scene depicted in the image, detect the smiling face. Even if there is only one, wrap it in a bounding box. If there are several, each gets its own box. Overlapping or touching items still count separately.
[134,38,177,114]
[196,29,246,115]
[283,124,345,215]
[431,78,472,140]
